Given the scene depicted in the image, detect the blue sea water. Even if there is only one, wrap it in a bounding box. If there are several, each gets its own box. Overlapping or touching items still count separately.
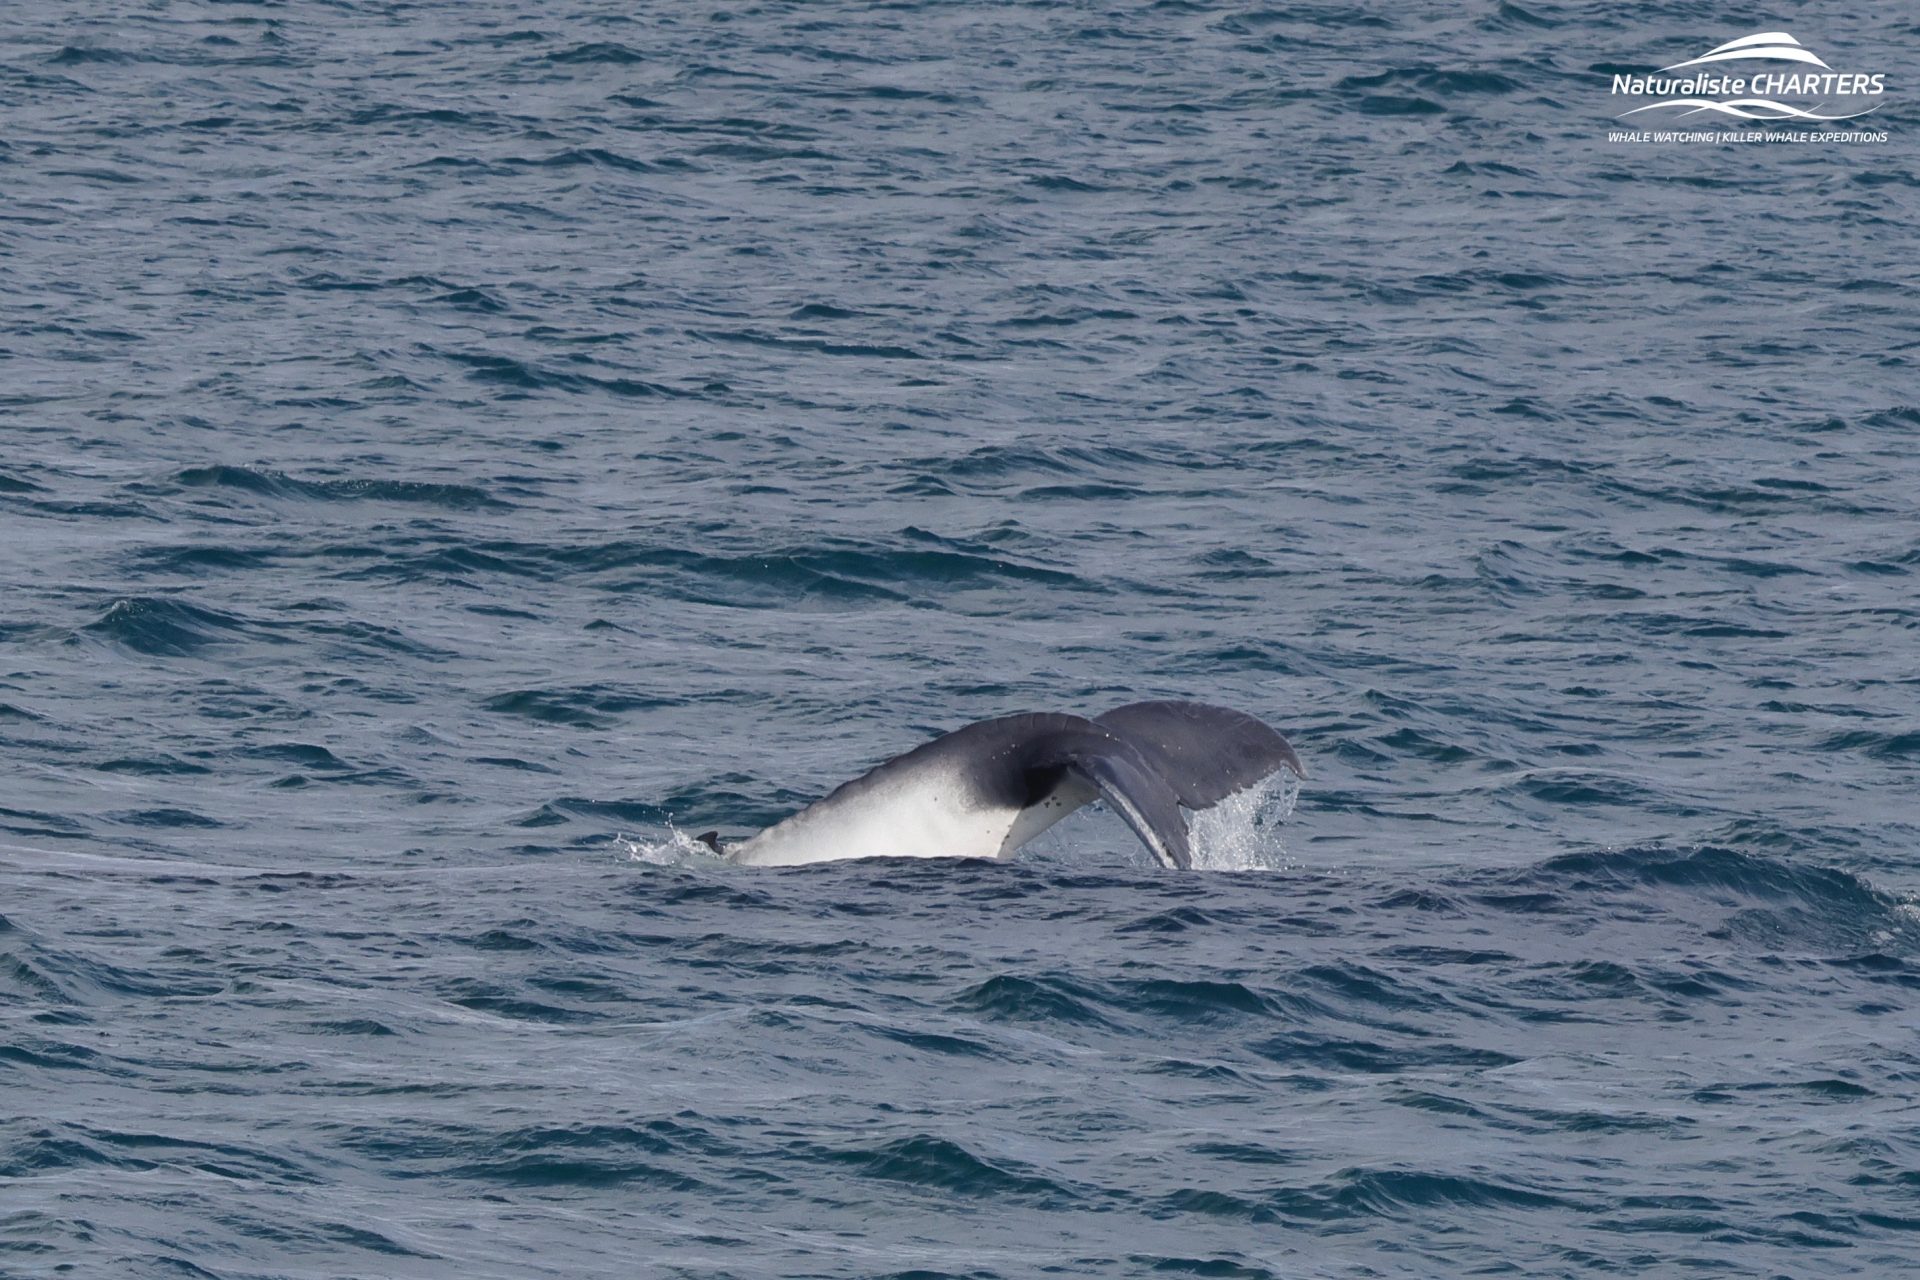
[4,1,1919,1276]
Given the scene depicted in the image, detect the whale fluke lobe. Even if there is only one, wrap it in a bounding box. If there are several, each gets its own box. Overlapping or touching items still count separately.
[713,701,1302,870]
[1039,731,1193,869]
[1095,700,1307,804]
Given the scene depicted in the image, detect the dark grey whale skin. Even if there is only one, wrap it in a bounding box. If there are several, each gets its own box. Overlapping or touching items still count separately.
[715,702,1304,870]
[1096,701,1308,804]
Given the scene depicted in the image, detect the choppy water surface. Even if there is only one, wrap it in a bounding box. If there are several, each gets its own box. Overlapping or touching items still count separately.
[4,2,1919,1277]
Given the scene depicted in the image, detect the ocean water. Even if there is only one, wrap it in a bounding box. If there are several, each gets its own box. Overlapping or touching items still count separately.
[4,2,1919,1276]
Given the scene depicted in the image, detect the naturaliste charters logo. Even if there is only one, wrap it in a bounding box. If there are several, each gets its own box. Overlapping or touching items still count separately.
[1608,31,1888,144]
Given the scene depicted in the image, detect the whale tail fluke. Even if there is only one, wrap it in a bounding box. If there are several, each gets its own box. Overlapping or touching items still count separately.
[1095,700,1306,805]
[713,700,1302,870]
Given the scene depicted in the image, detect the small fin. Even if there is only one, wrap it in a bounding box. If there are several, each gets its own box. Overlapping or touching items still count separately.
[695,830,725,855]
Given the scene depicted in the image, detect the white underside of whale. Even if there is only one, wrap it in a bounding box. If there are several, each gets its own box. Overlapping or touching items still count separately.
[726,771,1096,867]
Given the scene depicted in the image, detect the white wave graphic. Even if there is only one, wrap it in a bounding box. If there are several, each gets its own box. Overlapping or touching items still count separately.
[1660,31,1831,73]
[1619,97,1880,122]
[1705,31,1805,54]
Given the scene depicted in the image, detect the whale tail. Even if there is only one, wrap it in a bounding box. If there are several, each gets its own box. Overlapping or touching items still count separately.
[709,701,1303,870]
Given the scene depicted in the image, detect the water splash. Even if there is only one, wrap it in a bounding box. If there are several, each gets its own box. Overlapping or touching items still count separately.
[1188,772,1300,872]
[615,826,715,866]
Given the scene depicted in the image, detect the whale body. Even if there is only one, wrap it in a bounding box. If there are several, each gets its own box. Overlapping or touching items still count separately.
[706,701,1304,870]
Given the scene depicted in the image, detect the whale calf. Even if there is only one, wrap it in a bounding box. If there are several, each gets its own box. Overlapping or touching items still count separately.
[701,701,1304,869]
